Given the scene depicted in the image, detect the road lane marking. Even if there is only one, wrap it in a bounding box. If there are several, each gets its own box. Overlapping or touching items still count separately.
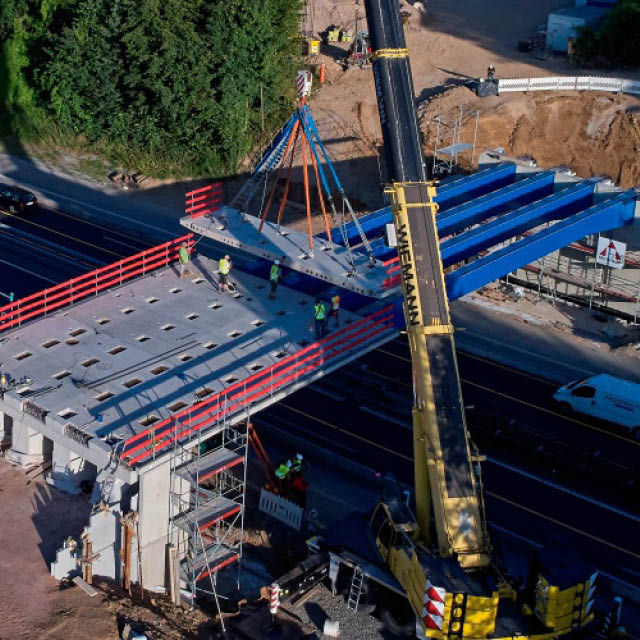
[0,210,124,258]
[40,206,151,244]
[375,347,639,445]
[490,523,640,591]
[279,401,639,525]
[486,490,640,560]
[0,258,58,284]
[8,182,176,239]
[105,236,143,251]
[487,457,640,523]
[278,402,413,461]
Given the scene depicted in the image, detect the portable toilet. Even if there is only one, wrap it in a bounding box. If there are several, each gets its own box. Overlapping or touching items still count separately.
[546,6,610,51]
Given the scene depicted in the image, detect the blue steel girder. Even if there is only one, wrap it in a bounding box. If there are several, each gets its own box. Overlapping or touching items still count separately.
[445,190,637,301]
[324,162,517,245]
[440,179,597,268]
[437,171,555,238]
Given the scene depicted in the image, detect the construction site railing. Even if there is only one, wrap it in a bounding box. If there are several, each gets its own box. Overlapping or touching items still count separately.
[185,183,222,219]
[121,305,396,466]
[498,75,640,96]
[0,234,194,333]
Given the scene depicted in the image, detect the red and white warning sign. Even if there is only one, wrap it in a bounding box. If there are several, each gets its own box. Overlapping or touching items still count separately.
[422,580,446,630]
[596,236,626,269]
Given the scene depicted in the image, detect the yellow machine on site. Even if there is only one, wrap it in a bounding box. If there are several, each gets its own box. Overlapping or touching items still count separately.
[317,0,598,638]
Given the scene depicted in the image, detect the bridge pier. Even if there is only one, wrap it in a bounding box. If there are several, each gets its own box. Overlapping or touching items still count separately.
[47,441,96,495]
[7,416,51,467]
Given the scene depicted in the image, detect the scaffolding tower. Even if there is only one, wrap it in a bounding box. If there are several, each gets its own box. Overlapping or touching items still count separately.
[168,415,248,620]
[432,107,479,177]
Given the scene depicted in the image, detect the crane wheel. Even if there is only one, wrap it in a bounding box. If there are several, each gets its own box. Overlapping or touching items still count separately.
[380,607,414,637]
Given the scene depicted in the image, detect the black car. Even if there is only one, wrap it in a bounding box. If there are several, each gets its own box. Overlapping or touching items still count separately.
[0,183,38,213]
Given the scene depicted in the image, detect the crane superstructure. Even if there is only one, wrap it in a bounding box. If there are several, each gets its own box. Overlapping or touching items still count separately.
[353,0,597,637]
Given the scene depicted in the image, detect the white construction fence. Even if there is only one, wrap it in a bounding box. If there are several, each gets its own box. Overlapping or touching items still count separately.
[498,76,640,96]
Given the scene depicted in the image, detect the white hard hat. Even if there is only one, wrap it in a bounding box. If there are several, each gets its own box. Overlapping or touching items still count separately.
[286,459,292,467]
[275,259,280,265]
[296,453,303,460]
[225,254,230,259]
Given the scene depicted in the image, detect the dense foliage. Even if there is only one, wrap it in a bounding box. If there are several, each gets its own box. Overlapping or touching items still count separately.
[573,0,640,67]
[0,0,302,176]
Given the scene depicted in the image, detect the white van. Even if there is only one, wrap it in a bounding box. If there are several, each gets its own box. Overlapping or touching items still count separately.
[553,374,640,440]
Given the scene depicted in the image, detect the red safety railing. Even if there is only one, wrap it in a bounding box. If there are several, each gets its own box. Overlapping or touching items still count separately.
[121,305,396,467]
[381,256,401,290]
[0,234,194,333]
[185,183,223,219]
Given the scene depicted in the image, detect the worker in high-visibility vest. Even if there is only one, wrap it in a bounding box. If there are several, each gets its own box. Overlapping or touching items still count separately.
[275,459,292,492]
[313,298,327,340]
[291,453,303,475]
[219,254,232,292]
[269,259,281,299]
[329,293,340,327]
[178,242,192,279]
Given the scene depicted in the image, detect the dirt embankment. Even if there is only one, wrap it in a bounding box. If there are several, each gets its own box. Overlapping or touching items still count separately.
[420,88,640,187]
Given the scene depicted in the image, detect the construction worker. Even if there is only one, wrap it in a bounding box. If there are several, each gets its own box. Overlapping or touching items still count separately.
[329,292,340,327]
[290,473,309,508]
[269,259,281,299]
[487,64,496,81]
[219,254,232,292]
[291,453,303,475]
[275,459,292,492]
[178,242,191,279]
[313,298,327,340]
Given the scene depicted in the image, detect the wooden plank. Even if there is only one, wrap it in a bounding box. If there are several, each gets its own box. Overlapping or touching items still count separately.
[72,576,99,598]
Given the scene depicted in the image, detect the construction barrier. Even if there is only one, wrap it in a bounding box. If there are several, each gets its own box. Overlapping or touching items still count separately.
[184,182,222,219]
[0,234,194,333]
[260,490,303,531]
[121,305,396,466]
[498,76,640,96]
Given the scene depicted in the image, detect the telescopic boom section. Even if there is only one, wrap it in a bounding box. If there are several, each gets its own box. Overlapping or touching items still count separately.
[364,0,490,568]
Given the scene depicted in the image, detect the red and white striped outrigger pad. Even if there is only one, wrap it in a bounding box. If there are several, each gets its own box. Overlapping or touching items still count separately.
[422,580,446,631]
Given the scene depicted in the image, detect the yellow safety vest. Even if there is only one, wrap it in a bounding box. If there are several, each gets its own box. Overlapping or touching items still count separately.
[270,264,281,282]
[219,258,230,275]
[314,303,326,320]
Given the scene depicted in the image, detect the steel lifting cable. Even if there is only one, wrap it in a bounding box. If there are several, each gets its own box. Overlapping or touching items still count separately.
[304,108,376,267]
[301,108,359,274]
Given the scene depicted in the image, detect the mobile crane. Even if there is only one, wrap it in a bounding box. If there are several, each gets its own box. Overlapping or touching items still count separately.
[317,0,598,637]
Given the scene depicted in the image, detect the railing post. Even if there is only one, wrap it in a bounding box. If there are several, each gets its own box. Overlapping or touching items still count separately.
[119,260,123,286]
[142,251,146,276]
[95,271,98,297]
[70,282,74,306]
[44,291,48,318]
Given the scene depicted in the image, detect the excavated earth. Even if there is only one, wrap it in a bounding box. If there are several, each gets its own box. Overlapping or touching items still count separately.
[419,88,640,186]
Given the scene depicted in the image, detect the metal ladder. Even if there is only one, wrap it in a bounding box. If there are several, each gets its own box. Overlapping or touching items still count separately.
[347,566,364,612]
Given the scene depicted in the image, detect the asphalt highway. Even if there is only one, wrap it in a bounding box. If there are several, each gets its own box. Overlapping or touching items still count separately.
[0,204,151,299]
[2,201,639,594]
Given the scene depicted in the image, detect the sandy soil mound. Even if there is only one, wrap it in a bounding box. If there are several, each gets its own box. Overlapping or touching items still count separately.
[420,89,640,187]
